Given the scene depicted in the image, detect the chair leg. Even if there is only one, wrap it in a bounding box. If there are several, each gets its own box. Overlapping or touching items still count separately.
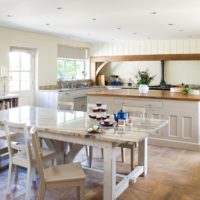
[121,147,126,163]
[6,163,14,194]
[89,146,93,168]
[33,167,36,182]
[85,145,89,157]
[14,165,19,184]
[38,182,46,200]
[131,146,135,171]
[53,157,57,166]
[79,181,85,200]
[25,167,34,200]
[101,148,104,159]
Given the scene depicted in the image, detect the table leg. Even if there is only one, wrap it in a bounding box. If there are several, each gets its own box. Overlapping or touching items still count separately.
[65,144,84,163]
[138,137,148,176]
[103,143,116,200]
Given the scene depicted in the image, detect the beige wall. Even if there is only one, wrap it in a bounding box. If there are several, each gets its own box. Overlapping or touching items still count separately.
[0,27,90,90]
[91,40,200,85]
[100,60,200,85]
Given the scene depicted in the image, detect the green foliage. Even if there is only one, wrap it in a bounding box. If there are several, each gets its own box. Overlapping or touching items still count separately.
[136,69,156,86]
[181,85,191,94]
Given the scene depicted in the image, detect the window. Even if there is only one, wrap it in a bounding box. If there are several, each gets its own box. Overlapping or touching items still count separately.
[57,58,90,80]
[57,45,89,80]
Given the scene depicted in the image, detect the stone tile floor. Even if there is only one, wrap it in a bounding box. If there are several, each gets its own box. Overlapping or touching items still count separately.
[0,145,200,200]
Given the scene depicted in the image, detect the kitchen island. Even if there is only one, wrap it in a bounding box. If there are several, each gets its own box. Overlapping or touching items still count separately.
[87,89,200,150]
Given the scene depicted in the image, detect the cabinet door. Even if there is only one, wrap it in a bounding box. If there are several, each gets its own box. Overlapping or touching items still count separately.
[146,108,164,136]
[74,96,87,111]
[48,92,58,109]
[41,92,49,108]
[165,100,198,143]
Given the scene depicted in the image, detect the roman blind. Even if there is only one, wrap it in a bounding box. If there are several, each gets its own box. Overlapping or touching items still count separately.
[57,45,88,59]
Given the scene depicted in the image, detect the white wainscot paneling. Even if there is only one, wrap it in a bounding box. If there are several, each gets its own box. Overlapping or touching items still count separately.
[90,39,200,56]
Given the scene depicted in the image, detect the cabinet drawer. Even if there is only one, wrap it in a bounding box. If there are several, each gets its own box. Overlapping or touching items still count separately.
[113,98,163,108]
[58,92,72,101]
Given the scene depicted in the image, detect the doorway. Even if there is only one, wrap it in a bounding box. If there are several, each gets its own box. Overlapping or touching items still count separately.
[9,47,36,106]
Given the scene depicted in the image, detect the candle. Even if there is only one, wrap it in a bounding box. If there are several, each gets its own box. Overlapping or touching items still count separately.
[1,66,3,78]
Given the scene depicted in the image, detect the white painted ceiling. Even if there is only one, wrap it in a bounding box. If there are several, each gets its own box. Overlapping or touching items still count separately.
[0,0,200,43]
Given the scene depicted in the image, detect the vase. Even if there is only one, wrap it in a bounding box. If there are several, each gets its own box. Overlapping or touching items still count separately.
[139,84,149,94]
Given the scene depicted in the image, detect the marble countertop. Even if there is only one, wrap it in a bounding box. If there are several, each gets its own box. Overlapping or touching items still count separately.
[87,89,200,101]
[0,106,167,144]
[39,86,104,92]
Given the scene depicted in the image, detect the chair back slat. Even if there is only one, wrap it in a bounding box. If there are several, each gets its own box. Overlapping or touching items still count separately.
[122,106,145,118]
[31,128,45,181]
[4,121,33,164]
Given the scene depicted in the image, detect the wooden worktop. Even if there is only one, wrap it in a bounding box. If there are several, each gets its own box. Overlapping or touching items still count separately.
[87,89,200,101]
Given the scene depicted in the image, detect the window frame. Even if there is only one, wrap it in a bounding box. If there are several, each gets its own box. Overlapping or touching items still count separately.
[57,58,90,80]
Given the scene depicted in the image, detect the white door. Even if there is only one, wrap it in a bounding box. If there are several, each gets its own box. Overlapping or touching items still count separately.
[9,48,35,106]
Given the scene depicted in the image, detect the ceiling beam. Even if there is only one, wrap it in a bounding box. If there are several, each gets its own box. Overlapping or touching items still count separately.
[91,54,200,62]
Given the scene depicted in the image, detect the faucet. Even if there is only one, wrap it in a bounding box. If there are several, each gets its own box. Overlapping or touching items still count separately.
[60,82,64,90]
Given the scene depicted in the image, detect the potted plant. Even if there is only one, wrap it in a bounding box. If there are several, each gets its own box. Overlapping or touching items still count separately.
[136,69,156,93]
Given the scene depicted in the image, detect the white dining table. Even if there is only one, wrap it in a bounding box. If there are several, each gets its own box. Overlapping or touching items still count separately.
[0,106,168,200]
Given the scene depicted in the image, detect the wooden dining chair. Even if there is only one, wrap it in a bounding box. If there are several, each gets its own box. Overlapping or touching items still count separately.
[4,121,56,200]
[31,128,85,200]
[57,101,89,161]
[121,106,145,170]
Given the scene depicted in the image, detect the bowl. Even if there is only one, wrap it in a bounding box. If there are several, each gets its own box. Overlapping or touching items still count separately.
[96,102,102,107]
[89,113,96,119]
[99,108,106,112]
[100,120,114,126]
[101,114,109,120]
[92,107,99,112]
[104,119,110,125]
[96,115,102,120]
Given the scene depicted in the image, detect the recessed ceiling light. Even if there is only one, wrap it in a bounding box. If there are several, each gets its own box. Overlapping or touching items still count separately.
[57,7,63,10]
[92,18,96,21]
[7,14,12,17]
[168,23,174,26]
[151,11,157,15]
[45,23,50,26]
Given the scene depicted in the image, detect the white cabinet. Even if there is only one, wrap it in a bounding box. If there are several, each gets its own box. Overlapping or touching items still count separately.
[58,87,103,111]
[165,100,199,143]
[36,91,58,109]
[74,96,87,111]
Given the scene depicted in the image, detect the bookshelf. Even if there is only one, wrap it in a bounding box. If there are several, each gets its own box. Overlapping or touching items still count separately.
[0,95,18,110]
